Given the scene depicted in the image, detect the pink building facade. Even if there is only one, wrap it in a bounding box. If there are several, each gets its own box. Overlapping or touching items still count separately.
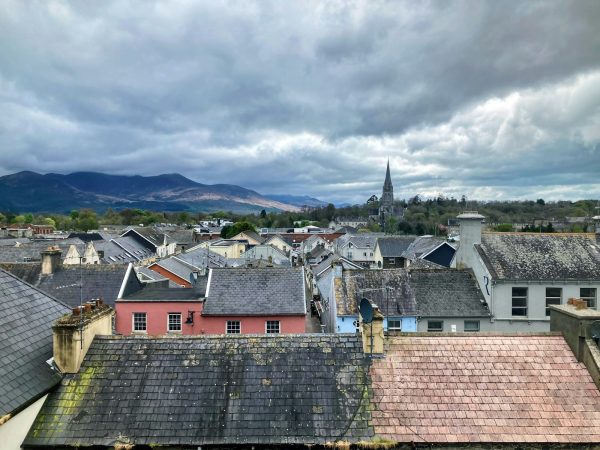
[115,301,305,335]
[115,301,204,336]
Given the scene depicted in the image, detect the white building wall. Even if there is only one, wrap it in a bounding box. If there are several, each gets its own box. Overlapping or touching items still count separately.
[0,395,47,450]
[490,282,600,331]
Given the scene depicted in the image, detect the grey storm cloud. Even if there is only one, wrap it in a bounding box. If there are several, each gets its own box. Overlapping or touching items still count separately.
[0,0,599,204]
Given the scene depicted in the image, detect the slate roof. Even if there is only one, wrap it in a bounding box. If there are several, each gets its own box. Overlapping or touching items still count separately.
[103,236,155,263]
[121,284,206,301]
[151,257,196,281]
[175,246,228,269]
[0,268,69,417]
[1,263,128,307]
[232,230,264,244]
[401,235,446,260]
[476,233,600,281]
[24,334,372,447]
[376,236,417,257]
[203,267,306,316]
[312,254,362,278]
[164,229,195,245]
[410,269,489,317]
[0,238,85,263]
[336,269,417,317]
[336,233,382,250]
[124,227,166,248]
[335,269,489,318]
[307,246,330,260]
[371,334,600,444]
[135,266,168,282]
[241,245,290,266]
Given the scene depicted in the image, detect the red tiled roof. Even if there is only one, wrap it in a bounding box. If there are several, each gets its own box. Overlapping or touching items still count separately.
[371,334,600,443]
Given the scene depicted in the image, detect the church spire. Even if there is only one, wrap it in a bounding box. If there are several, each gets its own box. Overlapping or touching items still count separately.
[384,159,392,189]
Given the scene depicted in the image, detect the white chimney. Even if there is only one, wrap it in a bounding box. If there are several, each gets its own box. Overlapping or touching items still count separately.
[41,247,62,275]
[454,212,485,269]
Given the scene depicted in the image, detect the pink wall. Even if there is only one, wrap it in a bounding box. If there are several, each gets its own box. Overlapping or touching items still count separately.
[200,315,306,334]
[115,301,205,336]
[116,301,306,335]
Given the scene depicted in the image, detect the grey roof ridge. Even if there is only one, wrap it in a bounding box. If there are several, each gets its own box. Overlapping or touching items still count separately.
[0,267,71,310]
[124,228,159,247]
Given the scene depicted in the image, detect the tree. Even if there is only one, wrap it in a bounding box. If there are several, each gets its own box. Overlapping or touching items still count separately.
[494,224,514,232]
[260,209,267,219]
[43,217,56,228]
[325,203,336,221]
[13,215,26,224]
[74,209,99,231]
[221,221,256,239]
[536,198,545,206]
[397,221,413,234]
[384,216,398,234]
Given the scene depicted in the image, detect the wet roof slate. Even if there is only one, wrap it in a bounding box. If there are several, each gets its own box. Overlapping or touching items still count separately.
[1,263,128,307]
[203,267,306,316]
[0,268,69,417]
[24,334,373,447]
[477,233,600,281]
[376,236,417,257]
[336,268,489,318]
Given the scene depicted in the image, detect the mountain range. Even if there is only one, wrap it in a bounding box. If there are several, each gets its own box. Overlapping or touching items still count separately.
[0,171,327,214]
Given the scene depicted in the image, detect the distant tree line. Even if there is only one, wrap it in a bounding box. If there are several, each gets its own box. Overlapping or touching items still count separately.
[0,197,597,233]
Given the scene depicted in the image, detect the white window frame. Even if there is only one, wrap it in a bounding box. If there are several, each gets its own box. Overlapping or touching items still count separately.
[167,313,182,333]
[266,320,280,334]
[511,287,528,316]
[132,312,147,333]
[581,288,597,309]
[545,287,562,316]
[226,320,241,334]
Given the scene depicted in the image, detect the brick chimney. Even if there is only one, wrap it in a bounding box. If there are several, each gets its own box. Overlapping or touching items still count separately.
[52,300,113,374]
[361,301,385,357]
[41,246,62,275]
[454,212,485,269]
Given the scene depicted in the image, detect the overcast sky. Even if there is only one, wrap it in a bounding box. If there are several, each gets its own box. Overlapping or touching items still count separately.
[1,1,599,204]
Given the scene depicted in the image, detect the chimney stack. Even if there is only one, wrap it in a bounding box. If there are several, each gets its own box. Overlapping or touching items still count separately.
[41,246,62,275]
[52,300,113,374]
[593,215,600,245]
[360,302,385,357]
[454,212,485,269]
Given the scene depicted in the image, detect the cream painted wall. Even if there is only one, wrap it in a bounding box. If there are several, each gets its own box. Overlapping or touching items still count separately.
[0,395,47,450]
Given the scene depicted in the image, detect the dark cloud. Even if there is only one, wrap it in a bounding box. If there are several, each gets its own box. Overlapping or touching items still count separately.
[0,0,599,204]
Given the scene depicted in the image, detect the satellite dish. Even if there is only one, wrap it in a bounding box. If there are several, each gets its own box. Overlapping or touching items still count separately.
[360,298,374,324]
[590,321,600,342]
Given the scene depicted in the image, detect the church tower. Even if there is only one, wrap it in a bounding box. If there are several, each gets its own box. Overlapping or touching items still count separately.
[379,160,394,227]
